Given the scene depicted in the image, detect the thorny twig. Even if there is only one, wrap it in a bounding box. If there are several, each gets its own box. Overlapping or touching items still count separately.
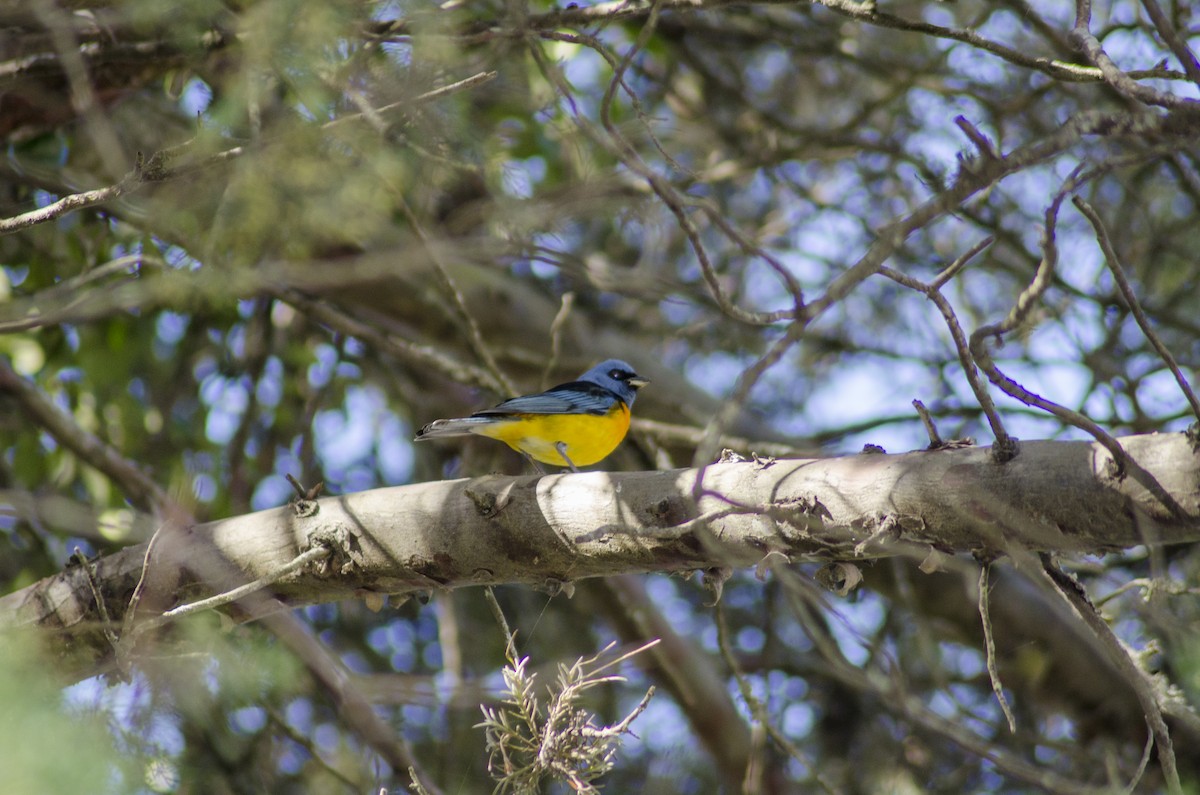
[477,632,659,794]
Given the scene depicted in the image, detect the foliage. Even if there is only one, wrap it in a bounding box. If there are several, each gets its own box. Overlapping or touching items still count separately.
[0,632,131,795]
[2,0,1200,792]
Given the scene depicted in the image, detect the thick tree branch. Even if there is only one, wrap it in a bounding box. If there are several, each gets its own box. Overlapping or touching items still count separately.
[2,432,1198,683]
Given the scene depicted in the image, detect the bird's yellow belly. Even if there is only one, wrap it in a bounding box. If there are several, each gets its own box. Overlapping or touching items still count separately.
[475,403,631,466]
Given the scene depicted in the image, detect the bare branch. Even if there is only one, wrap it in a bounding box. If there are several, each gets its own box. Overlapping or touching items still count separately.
[0,173,138,235]
[1139,0,1200,86]
[528,36,796,327]
[1070,0,1200,111]
[978,562,1017,734]
[280,290,498,391]
[880,239,1012,453]
[439,0,1190,86]
[6,433,1198,683]
[1073,197,1200,423]
[1037,557,1182,793]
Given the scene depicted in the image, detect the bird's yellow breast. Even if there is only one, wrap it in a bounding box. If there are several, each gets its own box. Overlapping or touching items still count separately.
[473,402,632,466]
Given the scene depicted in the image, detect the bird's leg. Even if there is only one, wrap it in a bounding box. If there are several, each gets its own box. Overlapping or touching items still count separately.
[521,452,547,475]
[555,442,580,473]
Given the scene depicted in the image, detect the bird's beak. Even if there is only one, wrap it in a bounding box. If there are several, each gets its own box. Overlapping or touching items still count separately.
[628,375,650,389]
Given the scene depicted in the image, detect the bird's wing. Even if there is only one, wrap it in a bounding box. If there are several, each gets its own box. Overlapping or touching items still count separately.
[475,381,620,417]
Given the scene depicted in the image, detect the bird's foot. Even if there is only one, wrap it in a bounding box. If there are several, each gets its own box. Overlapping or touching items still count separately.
[555,442,580,473]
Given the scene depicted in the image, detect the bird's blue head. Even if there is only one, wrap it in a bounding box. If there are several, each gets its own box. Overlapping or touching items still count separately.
[578,359,649,406]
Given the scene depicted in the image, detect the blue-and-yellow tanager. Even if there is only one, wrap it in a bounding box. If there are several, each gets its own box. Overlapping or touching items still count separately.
[414,359,648,471]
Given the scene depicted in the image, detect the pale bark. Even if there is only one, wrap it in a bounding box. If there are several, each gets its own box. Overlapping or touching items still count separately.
[2,431,1197,680]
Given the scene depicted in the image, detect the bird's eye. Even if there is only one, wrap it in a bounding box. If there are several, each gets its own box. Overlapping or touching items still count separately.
[610,369,631,381]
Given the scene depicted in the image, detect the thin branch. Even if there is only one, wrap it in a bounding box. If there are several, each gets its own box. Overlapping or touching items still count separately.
[393,191,515,397]
[998,190,1064,336]
[1070,0,1200,111]
[879,236,1011,451]
[528,35,795,327]
[772,563,1098,795]
[32,3,129,180]
[542,292,576,390]
[966,188,1126,466]
[592,1,685,178]
[693,318,808,466]
[715,600,840,794]
[483,585,516,655]
[800,110,1171,332]
[931,234,994,291]
[440,0,1189,86]
[1073,197,1200,423]
[122,541,335,648]
[1037,557,1181,793]
[120,521,170,643]
[260,609,446,795]
[970,335,1129,469]
[280,290,497,392]
[158,544,332,621]
[266,708,364,792]
[73,547,121,653]
[955,116,998,160]
[1138,0,1200,86]
[324,70,498,130]
[1123,731,1156,795]
[978,562,1017,733]
[584,576,755,790]
[0,254,165,332]
[699,203,806,313]
[0,173,138,235]
[913,399,943,448]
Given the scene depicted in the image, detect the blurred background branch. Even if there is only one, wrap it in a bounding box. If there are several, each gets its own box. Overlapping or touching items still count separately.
[3,0,1200,792]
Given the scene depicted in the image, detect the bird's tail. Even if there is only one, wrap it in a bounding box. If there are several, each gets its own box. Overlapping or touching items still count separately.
[414,417,493,440]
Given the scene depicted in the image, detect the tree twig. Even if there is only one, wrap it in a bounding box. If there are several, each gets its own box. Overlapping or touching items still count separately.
[913,399,942,448]
[126,544,334,640]
[1073,197,1200,423]
[542,292,576,390]
[1138,0,1200,86]
[1069,0,1200,110]
[1037,556,1181,793]
[978,562,1017,733]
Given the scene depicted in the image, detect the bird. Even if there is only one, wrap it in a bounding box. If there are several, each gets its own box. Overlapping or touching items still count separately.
[414,359,649,472]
